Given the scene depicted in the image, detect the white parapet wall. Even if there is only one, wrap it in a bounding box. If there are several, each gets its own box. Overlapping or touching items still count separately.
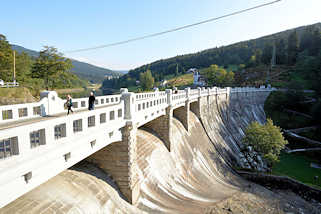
[0,91,122,125]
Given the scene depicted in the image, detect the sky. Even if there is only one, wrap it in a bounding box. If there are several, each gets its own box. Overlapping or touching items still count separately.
[1,0,320,70]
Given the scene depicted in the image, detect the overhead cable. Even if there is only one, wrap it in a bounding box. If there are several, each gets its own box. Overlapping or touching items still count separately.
[64,0,281,53]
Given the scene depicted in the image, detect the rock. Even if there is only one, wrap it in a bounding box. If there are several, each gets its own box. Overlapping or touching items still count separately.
[247,146,253,152]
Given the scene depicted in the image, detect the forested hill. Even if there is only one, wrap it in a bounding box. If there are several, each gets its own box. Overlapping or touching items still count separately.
[125,22,321,80]
[11,44,123,83]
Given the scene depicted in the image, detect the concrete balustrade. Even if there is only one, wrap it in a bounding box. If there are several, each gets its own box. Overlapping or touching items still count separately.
[0,92,122,125]
[135,91,168,127]
[0,85,275,208]
[0,98,48,124]
[62,94,121,111]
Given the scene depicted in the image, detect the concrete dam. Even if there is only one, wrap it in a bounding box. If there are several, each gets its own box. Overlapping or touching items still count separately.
[0,87,281,213]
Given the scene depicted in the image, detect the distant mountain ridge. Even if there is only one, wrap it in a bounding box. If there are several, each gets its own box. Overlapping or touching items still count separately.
[11,44,124,83]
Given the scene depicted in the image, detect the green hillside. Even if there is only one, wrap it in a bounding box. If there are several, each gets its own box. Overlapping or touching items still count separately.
[128,23,321,78]
[11,44,123,83]
[104,22,320,92]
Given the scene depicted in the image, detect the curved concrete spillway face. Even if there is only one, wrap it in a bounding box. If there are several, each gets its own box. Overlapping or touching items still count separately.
[135,111,245,213]
[1,166,145,214]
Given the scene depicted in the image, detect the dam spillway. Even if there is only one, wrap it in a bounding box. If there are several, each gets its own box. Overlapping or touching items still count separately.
[1,87,282,213]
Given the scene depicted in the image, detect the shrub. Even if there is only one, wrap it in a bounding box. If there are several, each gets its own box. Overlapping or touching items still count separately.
[243,119,288,166]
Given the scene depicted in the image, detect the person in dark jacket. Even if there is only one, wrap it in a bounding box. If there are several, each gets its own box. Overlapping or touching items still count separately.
[88,92,96,110]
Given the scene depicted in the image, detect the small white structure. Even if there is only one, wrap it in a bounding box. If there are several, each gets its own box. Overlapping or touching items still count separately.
[0,79,19,88]
[187,68,198,73]
[193,71,206,86]
[160,80,167,87]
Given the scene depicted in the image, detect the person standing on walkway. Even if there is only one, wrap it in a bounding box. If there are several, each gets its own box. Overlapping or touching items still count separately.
[88,92,96,110]
[66,94,73,115]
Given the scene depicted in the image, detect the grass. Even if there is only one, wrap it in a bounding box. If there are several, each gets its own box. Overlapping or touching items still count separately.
[0,87,33,99]
[226,64,238,72]
[299,130,321,142]
[166,73,193,88]
[55,87,85,94]
[127,85,140,92]
[58,88,103,99]
[267,111,313,129]
[272,153,321,190]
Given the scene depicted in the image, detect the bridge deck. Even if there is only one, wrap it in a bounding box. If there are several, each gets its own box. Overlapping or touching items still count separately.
[0,104,118,131]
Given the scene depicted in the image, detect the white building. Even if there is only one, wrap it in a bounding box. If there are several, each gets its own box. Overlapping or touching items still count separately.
[160,80,167,87]
[193,71,206,86]
[187,68,198,73]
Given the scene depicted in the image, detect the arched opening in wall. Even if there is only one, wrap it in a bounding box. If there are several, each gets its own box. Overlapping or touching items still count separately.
[84,140,131,203]
[190,100,200,121]
[70,160,126,200]
[173,105,189,131]
[141,109,172,151]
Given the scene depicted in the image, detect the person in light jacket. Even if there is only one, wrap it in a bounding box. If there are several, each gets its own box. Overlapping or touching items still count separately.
[66,94,73,115]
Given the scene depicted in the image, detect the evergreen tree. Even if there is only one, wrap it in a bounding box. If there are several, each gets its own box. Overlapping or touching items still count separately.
[262,43,273,65]
[15,52,33,83]
[0,34,13,81]
[276,39,286,64]
[139,69,154,91]
[287,30,299,65]
[175,64,179,76]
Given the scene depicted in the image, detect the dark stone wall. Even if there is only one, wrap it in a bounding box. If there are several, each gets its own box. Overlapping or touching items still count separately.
[238,171,321,202]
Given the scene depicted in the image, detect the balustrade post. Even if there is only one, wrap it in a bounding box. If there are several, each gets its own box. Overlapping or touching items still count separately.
[121,89,135,120]
[166,89,172,107]
[226,87,231,101]
[185,87,190,101]
[197,87,201,97]
[39,91,64,116]
[120,88,128,93]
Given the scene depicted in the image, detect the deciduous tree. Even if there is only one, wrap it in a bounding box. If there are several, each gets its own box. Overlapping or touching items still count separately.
[31,46,72,90]
[243,119,288,166]
[204,64,234,87]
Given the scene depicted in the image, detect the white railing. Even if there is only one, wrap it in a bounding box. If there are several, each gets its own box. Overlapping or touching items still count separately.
[135,92,158,101]
[0,86,274,125]
[0,82,19,88]
[189,89,199,100]
[0,99,48,124]
[135,92,168,126]
[172,90,186,107]
[62,94,121,111]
